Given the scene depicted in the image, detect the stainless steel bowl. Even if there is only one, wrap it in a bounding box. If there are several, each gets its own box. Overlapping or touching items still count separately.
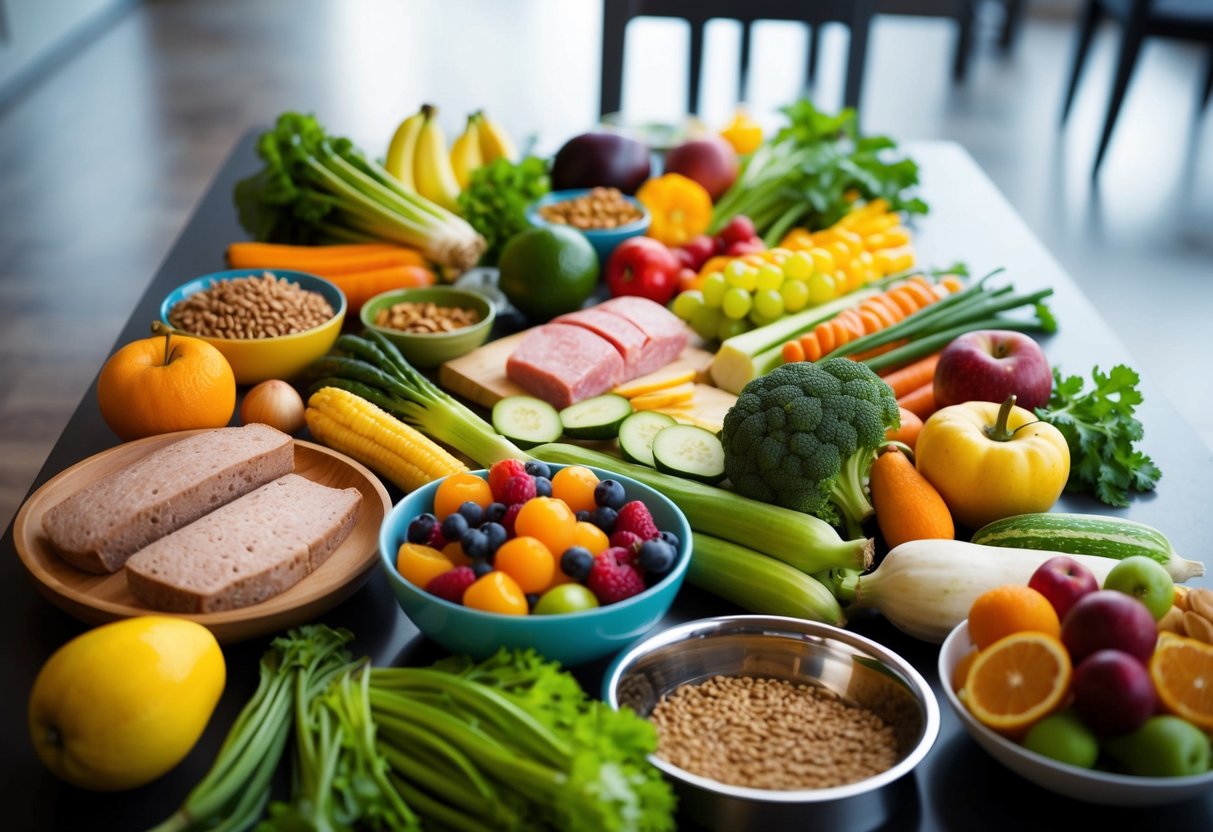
[603,615,940,831]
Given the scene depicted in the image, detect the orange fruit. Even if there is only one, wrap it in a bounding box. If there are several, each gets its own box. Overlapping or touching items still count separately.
[1149,632,1213,731]
[514,497,577,557]
[433,473,493,519]
[963,631,1072,737]
[572,521,609,555]
[396,543,453,589]
[951,649,979,693]
[967,584,1061,651]
[97,329,235,441]
[550,466,600,514]
[463,571,528,615]
[494,536,555,594]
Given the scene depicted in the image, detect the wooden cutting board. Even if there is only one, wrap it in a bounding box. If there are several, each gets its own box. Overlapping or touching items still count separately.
[439,331,736,432]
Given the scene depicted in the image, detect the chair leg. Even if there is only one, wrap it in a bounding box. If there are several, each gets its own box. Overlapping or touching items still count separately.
[688,20,705,116]
[807,24,822,87]
[844,1,875,113]
[1060,0,1101,126]
[1092,21,1146,176]
[599,0,630,117]
[739,20,753,103]
[952,0,976,82]
[1201,45,1213,111]
[999,0,1026,52]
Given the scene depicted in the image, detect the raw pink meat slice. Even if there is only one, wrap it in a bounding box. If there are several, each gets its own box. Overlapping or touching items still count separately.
[596,296,688,377]
[553,307,649,376]
[506,324,625,408]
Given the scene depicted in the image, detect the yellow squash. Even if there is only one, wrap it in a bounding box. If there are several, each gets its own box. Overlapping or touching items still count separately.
[28,616,225,791]
[915,396,1070,530]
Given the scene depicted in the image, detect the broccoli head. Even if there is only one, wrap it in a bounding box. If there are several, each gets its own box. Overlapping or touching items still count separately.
[720,358,900,537]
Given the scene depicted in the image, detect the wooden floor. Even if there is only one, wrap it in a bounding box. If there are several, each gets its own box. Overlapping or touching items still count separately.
[1,0,1210,531]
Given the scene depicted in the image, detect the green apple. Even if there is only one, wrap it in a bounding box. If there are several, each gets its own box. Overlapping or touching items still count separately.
[533,583,599,615]
[1104,715,1212,777]
[1022,710,1099,768]
[1102,555,1174,621]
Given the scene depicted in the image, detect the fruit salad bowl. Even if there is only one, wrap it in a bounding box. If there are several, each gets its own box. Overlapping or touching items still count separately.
[939,621,1213,806]
[378,462,690,666]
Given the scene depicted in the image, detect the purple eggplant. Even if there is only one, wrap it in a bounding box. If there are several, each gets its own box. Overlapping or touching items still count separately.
[550,132,651,194]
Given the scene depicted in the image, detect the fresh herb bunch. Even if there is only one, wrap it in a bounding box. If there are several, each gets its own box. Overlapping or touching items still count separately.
[1035,364,1161,506]
[457,155,550,266]
[710,99,927,245]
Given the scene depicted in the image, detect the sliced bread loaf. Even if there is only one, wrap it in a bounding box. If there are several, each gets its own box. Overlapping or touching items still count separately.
[42,424,295,574]
[124,474,362,613]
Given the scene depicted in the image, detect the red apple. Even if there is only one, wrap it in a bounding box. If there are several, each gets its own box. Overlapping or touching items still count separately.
[1061,590,1158,665]
[1029,556,1100,622]
[1071,650,1157,736]
[664,137,738,201]
[680,235,716,270]
[933,330,1053,411]
[718,215,756,246]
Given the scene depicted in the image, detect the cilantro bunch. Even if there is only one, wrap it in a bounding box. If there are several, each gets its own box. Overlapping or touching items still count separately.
[1035,364,1161,506]
[458,155,550,266]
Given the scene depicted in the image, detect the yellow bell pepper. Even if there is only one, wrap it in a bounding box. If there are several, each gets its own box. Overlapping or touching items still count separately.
[720,111,763,155]
[636,173,713,247]
[914,396,1071,530]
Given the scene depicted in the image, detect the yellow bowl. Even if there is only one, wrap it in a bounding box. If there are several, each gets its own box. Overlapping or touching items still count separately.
[160,269,346,385]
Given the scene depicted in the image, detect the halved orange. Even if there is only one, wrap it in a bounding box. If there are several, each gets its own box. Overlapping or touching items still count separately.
[1149,632,1213,731]
[962,631,1072,737]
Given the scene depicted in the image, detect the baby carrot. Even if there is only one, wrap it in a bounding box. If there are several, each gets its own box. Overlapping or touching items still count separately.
[897,382,938,420]
[783,340,806,363]
[879,352,942,398]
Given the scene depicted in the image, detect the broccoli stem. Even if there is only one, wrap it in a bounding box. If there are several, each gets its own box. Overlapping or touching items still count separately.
[831,449,878,540]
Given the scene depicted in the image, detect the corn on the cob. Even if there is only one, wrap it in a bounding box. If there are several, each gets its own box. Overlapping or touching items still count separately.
[306,386,466,492]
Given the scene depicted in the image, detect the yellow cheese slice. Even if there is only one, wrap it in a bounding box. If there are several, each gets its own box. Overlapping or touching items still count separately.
[613,363,697,398]
[629,383,695,411]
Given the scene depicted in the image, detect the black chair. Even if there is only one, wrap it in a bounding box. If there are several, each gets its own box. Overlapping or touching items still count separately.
[876,0,982,81]
[1060,0,1213,176]
[600,0,877,118]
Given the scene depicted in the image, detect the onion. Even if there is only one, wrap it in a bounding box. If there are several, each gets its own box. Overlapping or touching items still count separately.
[240,380,305,435]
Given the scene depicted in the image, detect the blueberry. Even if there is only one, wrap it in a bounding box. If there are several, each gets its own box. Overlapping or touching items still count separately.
[457,500,485,527]
[525,460,551,479]
[406,513,437,544]
[659,530,681,550]
[638,540,676,575]
[525,593,540,611]
[485,501,507,523]
[533,476,553,498]
[471,560,493,578]
[481,522,508,554]
[589,506,618,533]
[461,528,489,560]
[440,512,469,542]
[560,546,595,581]
[593,479,626,510]
[575,509,591,522]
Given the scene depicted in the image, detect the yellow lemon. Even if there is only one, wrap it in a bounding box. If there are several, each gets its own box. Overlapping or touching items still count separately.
[28,616,225,791]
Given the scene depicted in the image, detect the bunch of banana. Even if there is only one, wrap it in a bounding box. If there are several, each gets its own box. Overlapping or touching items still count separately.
[386,106,520,214]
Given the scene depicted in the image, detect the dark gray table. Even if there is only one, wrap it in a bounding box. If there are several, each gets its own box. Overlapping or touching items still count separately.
[2,135,1210,831]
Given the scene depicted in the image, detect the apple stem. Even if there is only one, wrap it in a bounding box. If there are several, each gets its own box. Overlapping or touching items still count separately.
[984,395,1018,442]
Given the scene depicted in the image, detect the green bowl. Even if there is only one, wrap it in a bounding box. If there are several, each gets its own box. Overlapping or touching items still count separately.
[359,287,495,368]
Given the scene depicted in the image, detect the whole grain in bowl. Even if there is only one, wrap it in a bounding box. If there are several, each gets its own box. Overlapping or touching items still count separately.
[169,272,334,339]
[649,674,900,790]
[538,187,644,230]
[374,301,480,334]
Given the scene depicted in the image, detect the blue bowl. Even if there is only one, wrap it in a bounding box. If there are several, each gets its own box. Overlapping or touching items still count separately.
[526,189,651,265]
[379,463,691,666]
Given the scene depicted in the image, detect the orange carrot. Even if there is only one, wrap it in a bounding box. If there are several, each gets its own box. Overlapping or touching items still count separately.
[858,308,883,334]
[869,445,954,549]
[940,275,966,293]
[836,308,865,337]
[817,322,836,354]
[799,332,822,362]
[885,287,920,317]
[326,265,436,312]
[879,351,942,398]
[850,340,904,362]
[897,382,938,420]
[885,407,924,452]
[830,319,854,350]
[227,241,427,274]
[783,340,806,363]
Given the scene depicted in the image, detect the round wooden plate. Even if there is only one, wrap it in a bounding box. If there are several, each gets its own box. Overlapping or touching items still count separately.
[13,431,392,643]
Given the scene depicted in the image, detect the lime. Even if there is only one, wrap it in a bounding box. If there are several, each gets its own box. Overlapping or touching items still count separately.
[498,226,599,321]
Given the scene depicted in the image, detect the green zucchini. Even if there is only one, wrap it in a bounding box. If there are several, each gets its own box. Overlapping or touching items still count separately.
[970,513,1204,582]
[491,396,562,449]
[652,425,726,484]
[617,411,676,467]
[558,394,632,440]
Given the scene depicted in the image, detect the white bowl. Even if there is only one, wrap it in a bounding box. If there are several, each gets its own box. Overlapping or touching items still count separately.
[939,621,1213,807]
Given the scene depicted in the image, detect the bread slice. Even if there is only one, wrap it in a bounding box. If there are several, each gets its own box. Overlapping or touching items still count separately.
[124,474,362,613]
[42,424,295,574]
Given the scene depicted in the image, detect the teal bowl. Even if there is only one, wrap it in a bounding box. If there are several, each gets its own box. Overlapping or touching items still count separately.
[527,189,651,265]
[360,286,495,369]
[160,269,346,385]
[379,463,691,665]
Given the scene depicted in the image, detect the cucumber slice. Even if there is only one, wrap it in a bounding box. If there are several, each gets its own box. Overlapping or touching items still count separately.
[652,424,726,484]
[491,396,562,449]
[617,411,677,467]
[559,394,633,440]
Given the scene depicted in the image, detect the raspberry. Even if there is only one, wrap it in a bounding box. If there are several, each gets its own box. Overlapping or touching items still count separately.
[586,550,647,605]
[425,525,448,550]
[609,529,643,554]
[603,544,639,569]
[614,501,659,540]
[501,475,537,505]
[488,459,529,502]
[425,566,476,604]
[501,502,523,535]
